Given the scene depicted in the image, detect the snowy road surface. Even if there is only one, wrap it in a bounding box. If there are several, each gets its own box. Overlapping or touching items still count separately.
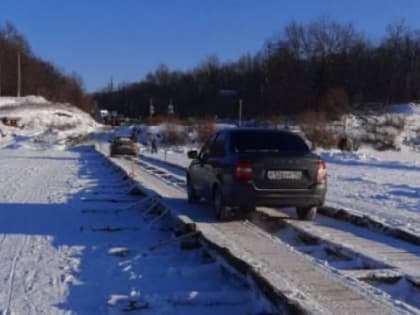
[0,148,267,315]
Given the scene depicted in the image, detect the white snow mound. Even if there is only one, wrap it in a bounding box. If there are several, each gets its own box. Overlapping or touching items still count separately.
[0,96,100,149]
[0,95,49,108]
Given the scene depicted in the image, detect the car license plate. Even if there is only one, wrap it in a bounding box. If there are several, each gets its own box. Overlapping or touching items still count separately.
[267,170,302,180]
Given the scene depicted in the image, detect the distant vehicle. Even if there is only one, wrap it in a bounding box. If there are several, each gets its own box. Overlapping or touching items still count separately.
[186,128,327,221]
[110,136,138,156]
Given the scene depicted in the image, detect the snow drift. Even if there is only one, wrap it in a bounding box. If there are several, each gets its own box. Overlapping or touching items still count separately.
[0,96,100,149]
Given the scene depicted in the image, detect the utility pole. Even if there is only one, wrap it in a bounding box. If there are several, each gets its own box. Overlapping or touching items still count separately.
[238,98,243,127]
[149,98,154,117]
[17,51,21,97]
[168,98,174,115]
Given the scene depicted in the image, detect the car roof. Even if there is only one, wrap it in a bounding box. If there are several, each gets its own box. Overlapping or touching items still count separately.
[113,136,132,141]
[221,128,297,136]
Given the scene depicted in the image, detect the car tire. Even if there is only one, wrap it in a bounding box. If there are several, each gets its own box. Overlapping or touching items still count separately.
[235,205,255,220]
[187,179,200,204]
[296,207,317,221]
[242,205,256,213]
[214,187,229,221]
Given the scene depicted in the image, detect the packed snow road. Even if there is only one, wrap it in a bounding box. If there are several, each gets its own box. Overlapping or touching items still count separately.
[0,147,267,315]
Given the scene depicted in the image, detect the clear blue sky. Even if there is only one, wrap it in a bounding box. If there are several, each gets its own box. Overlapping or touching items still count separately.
[1,0,420,92]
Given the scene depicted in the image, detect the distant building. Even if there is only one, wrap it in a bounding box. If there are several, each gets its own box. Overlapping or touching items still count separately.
[100,109,110,118]
[1,117,21,127]
[96,109,120,125]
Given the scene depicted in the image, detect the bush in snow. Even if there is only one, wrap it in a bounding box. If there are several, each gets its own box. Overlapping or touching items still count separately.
[299,111,337,149]
[163,123,185,146]
[337,136,360,151]
[360,114,405,150]
[196,118,216,144]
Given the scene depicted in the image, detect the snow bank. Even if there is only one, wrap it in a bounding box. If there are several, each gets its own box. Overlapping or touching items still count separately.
[328,103,420,151]
[0,96,100,149]
[0,95,48,108]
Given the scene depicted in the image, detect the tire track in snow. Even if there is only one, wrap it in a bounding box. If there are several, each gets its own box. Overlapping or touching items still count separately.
[20,238,44,315]
[2,235,28,315]
[0,235,7,249]
[0,165,40,202]
[0,162,41,314]
[0,151,78,314]
[0,151,78,315]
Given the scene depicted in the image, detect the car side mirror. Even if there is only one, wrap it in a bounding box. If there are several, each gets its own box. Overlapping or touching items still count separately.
[187,150,198,159]
[200,152,209,162]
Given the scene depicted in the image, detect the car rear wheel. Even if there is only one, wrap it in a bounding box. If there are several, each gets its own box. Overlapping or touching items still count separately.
[296,207,317,221]
[214,187,229,221]
[235,205,255,220]
[241,205,255,213]
[187,179,200,203]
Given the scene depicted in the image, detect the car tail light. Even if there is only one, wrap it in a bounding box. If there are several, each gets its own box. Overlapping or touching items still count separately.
[317,160,327,183]
[234,161,253,181]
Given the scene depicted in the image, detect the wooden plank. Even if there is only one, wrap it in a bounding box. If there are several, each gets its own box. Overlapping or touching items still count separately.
[264,207,420,282]
[341,269,402,281]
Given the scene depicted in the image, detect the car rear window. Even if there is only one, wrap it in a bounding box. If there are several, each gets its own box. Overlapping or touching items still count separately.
[114,138,132,144]
[231,130,309,153]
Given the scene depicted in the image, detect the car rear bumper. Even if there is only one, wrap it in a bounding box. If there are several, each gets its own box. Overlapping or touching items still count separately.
[111,148,138,156]
[222,182,326,208]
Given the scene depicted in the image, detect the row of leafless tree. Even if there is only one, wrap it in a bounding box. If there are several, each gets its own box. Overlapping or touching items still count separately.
[0,22,94,113]
[94,18,420,120]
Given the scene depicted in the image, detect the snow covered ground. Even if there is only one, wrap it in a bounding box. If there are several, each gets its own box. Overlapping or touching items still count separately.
[0,147,267,314]
[320,148,420,235]
[0,95,418,313]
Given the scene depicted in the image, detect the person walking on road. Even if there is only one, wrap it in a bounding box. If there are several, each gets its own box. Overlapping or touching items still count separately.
[151,136,158,154]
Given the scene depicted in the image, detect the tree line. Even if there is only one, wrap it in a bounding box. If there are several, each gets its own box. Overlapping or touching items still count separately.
[0,22,93,113]
[94,18,420,121]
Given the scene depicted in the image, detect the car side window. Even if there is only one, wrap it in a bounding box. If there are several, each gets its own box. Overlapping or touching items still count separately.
[209,133,226,157]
